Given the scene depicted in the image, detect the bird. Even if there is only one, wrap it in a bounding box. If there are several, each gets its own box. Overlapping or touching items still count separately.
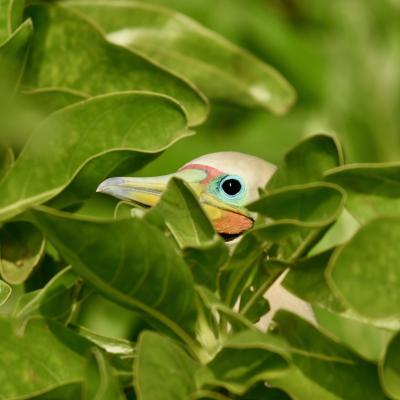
[97,151,315,328]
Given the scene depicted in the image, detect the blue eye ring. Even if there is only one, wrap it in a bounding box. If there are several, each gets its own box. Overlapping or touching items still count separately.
[219,175,245,198]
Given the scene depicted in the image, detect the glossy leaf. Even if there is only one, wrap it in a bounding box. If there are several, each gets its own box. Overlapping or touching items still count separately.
[380,331,400,400]
[0,92,190,221]
[325,162,400,224]
[0,317,94,399]
[30,207,199,343]
[266,134,343,190]
[65,0,295,114]
[197,330,290,395]
[270,311,387,400]
[327,217,400,319]
[24,3,208,126]
[0,221,45,284]
[135,331,199,400]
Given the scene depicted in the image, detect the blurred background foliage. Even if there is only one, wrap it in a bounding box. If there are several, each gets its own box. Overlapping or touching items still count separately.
[137,0,400,177]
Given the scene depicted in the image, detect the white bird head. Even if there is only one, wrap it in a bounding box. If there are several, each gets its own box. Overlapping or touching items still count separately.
[97,152,276,239]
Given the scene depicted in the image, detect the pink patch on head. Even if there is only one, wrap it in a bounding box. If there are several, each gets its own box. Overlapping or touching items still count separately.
[214,211,253,235]
[179,164,223,184]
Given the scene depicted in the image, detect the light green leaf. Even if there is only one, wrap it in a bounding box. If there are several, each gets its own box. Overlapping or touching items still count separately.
[30,207,199,346]
[0,0,24,43]
[325,162,400,224]
[380,331,400,400]
[0,279,11,306]
[0,144,13,182]
[314,307,394,363]
[270,311,387,400]
[29,383,82,400]
[0,92,190,222]
[64,0,295,114]
[197,330,290,395]
[0,316,94,399]
[327,217,400,320]
[0,221,45,284]
[135,331,199,400]
[0,19,32,93]
[24,3,208,126]
[267,134,343,190]
[15,267,80,323]
[83,347,125,400]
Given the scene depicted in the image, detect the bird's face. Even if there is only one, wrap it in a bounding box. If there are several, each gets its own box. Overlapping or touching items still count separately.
[97,152,276,238]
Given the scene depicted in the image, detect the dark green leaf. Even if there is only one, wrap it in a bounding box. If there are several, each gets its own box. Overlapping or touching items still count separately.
[0,0,24,43]
[325,162,400,224]
[380,331,400,400]
[327,217,400,320]
[0,221,45,284]
[30,207,199,345]
[267,134,343,190]
[135,331,199,400]
[65,0,295,114]
[24,3,208,126]
[0,92,190,221]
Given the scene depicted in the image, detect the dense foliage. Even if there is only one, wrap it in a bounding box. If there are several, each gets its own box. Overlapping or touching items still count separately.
[0,1,399,399]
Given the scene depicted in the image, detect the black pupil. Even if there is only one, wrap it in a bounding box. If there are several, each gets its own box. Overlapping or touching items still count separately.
[221,179,242,196]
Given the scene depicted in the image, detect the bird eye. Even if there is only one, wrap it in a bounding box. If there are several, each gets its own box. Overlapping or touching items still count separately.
[220,176,244,197]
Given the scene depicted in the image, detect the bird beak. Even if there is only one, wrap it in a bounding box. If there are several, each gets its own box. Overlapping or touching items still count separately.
[97,171,253,235]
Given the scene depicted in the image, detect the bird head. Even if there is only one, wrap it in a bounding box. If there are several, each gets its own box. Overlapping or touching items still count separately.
[97,152,276,239]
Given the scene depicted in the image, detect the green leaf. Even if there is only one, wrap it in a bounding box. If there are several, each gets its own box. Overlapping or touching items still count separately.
[196,330,290,395]
[15,267,80,323]
[135,331,199,400]
[325,162,400,224]
[0,316,94,399]
[0,19,33,93]
[0,92,190,222]
[0,221,45,284]
[29,383,82,400]
[24,3,208,126]
[270,311,387,400]
[83,347,125,400]
[327,216,400,320]
[145,178,228,289]
[0,144,13,182]
[64,0,295,115]
[0,278,11,306]
[30,207,199,346]
[267,134,343,190]
[314,307,394,363]
[0,0,24,43]
[249,182,345,227]
[380,331,400,400]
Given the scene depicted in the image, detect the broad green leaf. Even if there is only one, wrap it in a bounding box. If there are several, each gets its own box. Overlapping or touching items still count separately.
[242,383,291,400]
[380,331,400,400]
[196,330,290,395]
[0,92,190,222]
[327,217,400,320]
[267,134,343,190]
[0,144,13,182]
[0,278,11,306]
[282,250,345,312]
[135,331,199,400]
[24,3,208,126]
[29,383,82,400]
[83,347,125,400]
[145,178,228,289]
[15,267,80,323]
[0,221,45,284]
[0,19,32,93]
[249,182,345,227]
[0,316,94,399]
[30,207,199,344]
[314,307,394,363]
[270,311,387,400]
[0,0,24,43]
[325,162,400,224]
[64,0,295,114]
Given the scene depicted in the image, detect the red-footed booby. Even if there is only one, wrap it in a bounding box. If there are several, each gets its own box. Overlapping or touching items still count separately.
[97,152,314,328]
